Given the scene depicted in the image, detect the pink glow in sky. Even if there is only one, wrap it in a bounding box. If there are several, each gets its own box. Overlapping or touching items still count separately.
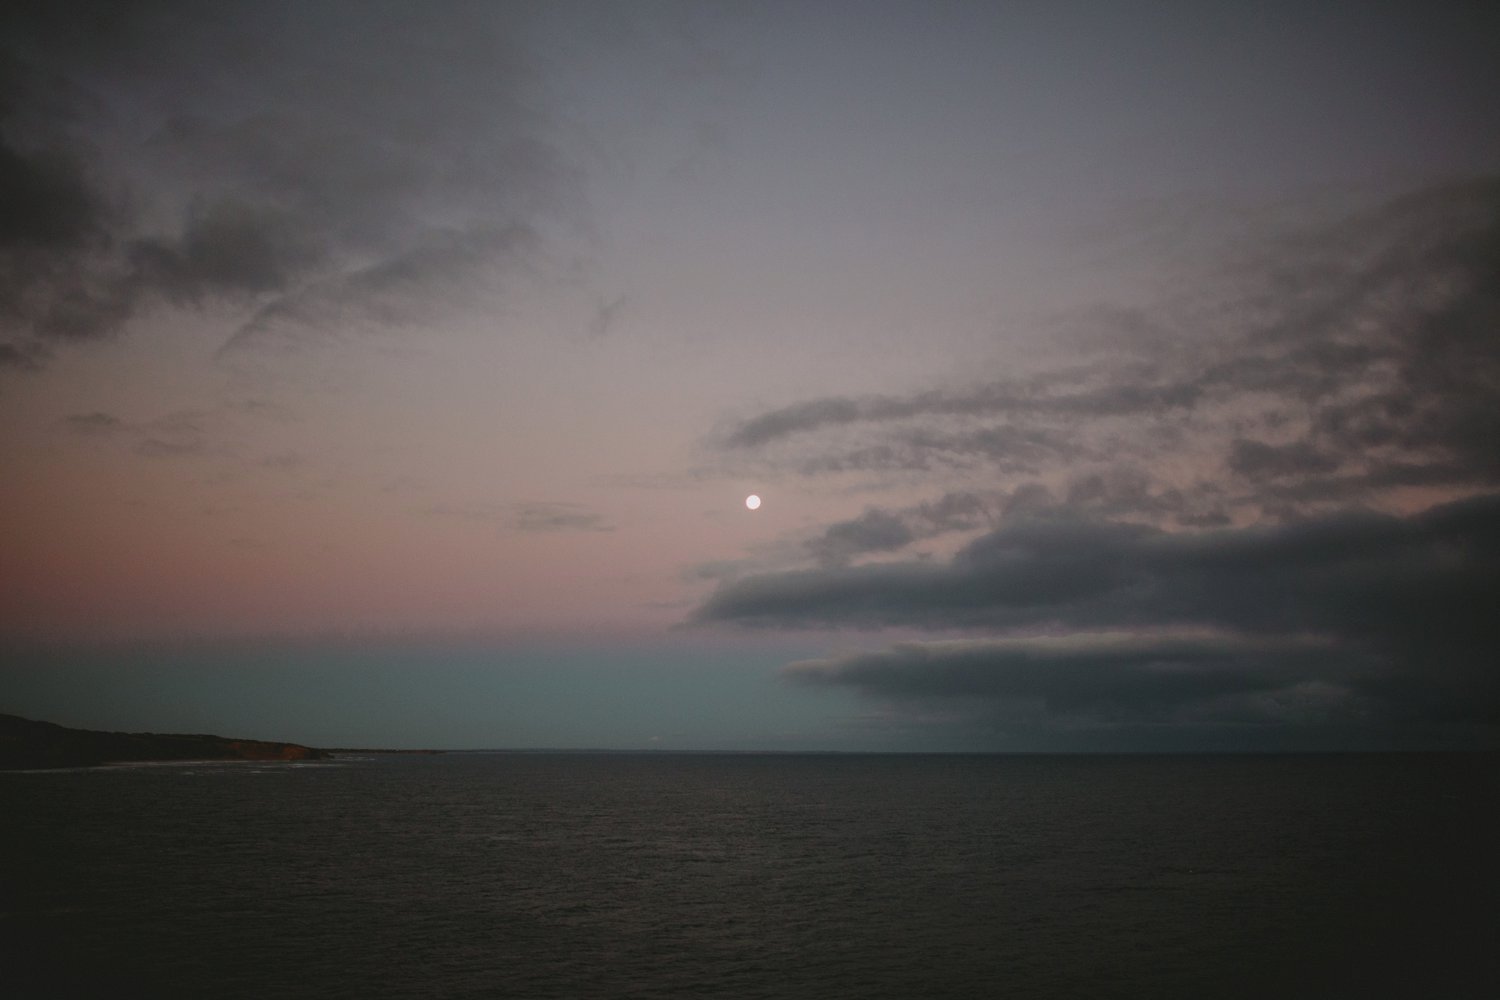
[3,2,1498,750]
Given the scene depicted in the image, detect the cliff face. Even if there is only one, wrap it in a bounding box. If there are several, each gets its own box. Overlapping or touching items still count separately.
[0,714,329,769]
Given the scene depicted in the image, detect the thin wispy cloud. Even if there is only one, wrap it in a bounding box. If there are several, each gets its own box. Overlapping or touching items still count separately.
[418,501,612,534]
[511,502,613,534]
[718,180,1500,523]
[58,411,127,435]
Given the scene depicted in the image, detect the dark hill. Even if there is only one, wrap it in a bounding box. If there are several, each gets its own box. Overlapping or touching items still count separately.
[0,713,329,769]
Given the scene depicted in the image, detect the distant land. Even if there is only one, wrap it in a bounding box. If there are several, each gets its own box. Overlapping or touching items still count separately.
[0,713,437,770]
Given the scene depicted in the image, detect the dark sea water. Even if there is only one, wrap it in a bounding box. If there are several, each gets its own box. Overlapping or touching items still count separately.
[3,753,1497,999]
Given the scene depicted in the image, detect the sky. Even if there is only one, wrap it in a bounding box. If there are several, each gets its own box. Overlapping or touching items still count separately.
[3,0,1498,751]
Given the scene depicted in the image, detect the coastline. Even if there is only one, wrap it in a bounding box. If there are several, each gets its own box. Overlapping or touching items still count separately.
[0,713,356,770]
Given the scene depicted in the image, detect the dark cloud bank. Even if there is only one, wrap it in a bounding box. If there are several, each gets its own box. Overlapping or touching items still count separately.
[1,1,567,366]
[701,494,1500,737]
[701,181,1500,748]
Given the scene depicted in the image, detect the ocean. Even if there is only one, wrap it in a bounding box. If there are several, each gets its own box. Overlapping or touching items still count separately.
[3,752,1496,998]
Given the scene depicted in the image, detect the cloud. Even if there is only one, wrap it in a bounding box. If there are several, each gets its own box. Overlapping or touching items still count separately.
[722,373,1201,450]
[0,2,572,364]
[418,500,612,533]
[697,492,1500,726]
[587,295,627,339]
[692,179,1500,742]
[718,179,1500,521]
[699,492,1500,640]
[0,342,44,370]
[219,223,539,354]
[51,405,269,463]
[910,491,993,533]
[784,633,1358,725]
[1226,439,1339,479]
[804,492,995,567]
[724,397,865,448]
[0,135,106,251]
[807,509,913,567]
[58,411,126,435]
[511,502,612,533]
[135,437,209,459]
[130,200,323,306]
[259,452,304,471]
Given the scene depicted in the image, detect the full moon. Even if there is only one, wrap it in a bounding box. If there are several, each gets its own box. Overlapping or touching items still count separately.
[745,494,761,510]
